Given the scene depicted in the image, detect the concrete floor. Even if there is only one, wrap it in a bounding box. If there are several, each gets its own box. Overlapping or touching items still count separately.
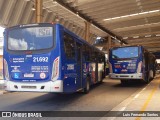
[0,76,159,120]
[0,78,146,111]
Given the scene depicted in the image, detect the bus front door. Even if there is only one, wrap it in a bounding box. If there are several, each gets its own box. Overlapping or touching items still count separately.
[76,42,82,90]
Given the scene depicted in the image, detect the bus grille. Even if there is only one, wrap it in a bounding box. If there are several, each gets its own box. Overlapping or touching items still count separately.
[21,86,36,89]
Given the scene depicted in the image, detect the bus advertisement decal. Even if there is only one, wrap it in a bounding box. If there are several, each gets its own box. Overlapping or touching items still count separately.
[12,58,25,63]
[67,64,74,70]
[31,66,49,72]
[40,73,46,79]
[24,73,34,78]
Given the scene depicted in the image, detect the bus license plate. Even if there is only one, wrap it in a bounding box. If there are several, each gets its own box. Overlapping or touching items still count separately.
[24,73,34,78]
[21,86,36,89]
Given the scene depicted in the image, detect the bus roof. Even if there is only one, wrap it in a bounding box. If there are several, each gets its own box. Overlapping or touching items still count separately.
[58,24,105,55]
[5,22,105,55]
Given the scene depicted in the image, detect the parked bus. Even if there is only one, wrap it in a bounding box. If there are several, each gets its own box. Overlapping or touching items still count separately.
[109,45,156,84]
[3,23,106,93]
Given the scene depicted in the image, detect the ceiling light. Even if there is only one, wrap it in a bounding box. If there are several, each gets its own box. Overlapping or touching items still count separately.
[145,35,151,37]
[123,37,128,39]
[52,0,57,4]
[111,17,121,20]
[97,47,103,50]
[148,10,160,13]
[156,34,160,36]
[111,36,114,39]
[97,37,101,39]
[103,18,111,21]
[139,11,148,15]
[120,15,128,18]
[133,36,139,38]
[129,13,138,16]
[31,5,35,11]
[103,9,160,21]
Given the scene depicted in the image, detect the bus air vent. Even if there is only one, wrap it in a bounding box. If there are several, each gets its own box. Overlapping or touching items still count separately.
[120,75,129,77]
[41,86,45,89]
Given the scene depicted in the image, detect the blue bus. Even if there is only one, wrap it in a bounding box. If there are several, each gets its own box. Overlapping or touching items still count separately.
[109,45,156,84]
[3,23,106,93]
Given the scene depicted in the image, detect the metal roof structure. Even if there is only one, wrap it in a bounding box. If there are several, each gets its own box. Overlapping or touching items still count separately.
[0,0,160,52]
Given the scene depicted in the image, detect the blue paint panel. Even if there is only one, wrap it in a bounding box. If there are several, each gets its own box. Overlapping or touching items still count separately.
[109,46,143,74]
[3,24,62,83]
[3,23,106,93]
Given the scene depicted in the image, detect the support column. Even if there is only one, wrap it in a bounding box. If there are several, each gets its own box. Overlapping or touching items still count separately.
[107,35,111,55]
[35,0,43,23]
[84,21,90,42]
[106,36,112,74]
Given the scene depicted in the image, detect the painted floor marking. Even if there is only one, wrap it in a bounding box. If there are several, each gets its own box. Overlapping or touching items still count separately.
[135,81,159,120]
[134,94,140,99]
[119,107,126,111]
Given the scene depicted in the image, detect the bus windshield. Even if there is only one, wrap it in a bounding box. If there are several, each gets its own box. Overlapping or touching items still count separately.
[111,46,139,59]
[8,27,53,51]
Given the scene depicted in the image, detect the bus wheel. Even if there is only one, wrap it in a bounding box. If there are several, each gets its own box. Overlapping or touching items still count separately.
[120,80,129,85]
[144,72,149,84]
[99,72,105,84]
[149,70,154,80]
[84,78,90,94]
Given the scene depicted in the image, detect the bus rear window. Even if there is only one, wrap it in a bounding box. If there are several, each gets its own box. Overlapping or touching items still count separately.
[8,27,53,51]
[111,47,139,59]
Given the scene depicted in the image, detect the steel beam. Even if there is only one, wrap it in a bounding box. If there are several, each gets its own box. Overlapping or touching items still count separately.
[107,36,111,54]
[84,21,90,42]
[35,0,43,23]
[55,0,127,44]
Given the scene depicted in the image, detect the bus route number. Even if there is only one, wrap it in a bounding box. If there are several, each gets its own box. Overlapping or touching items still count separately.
[33,57,48,62]
[38,28,52,37]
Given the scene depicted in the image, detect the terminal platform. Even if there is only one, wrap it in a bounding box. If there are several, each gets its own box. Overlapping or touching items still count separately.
[101,75,160,120]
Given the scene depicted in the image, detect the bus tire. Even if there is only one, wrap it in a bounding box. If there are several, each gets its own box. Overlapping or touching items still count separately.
[144,72,149,84]
[100,74,103,83]
[149,70,154,80]
[84,77,90,94]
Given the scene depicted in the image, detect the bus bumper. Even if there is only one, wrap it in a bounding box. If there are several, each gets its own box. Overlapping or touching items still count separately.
[109,73,143,79]
[4,80,63,93]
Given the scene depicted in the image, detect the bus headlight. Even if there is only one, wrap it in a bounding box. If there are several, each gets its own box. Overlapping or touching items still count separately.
[137,61,142,73]
[51,56,59,81]
[3,59,9,80]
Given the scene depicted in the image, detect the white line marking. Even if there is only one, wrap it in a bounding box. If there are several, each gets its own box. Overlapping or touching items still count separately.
[119,107,126,111]
[134,94,140,99]
[142,87,146,91]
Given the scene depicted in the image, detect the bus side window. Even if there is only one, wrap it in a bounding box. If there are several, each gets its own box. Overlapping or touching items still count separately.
[90,49,96,62]
[64,33,75,59]
[83,45,90,61]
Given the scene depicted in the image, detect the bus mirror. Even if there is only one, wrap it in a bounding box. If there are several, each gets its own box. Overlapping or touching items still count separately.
[3,31,5,36]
